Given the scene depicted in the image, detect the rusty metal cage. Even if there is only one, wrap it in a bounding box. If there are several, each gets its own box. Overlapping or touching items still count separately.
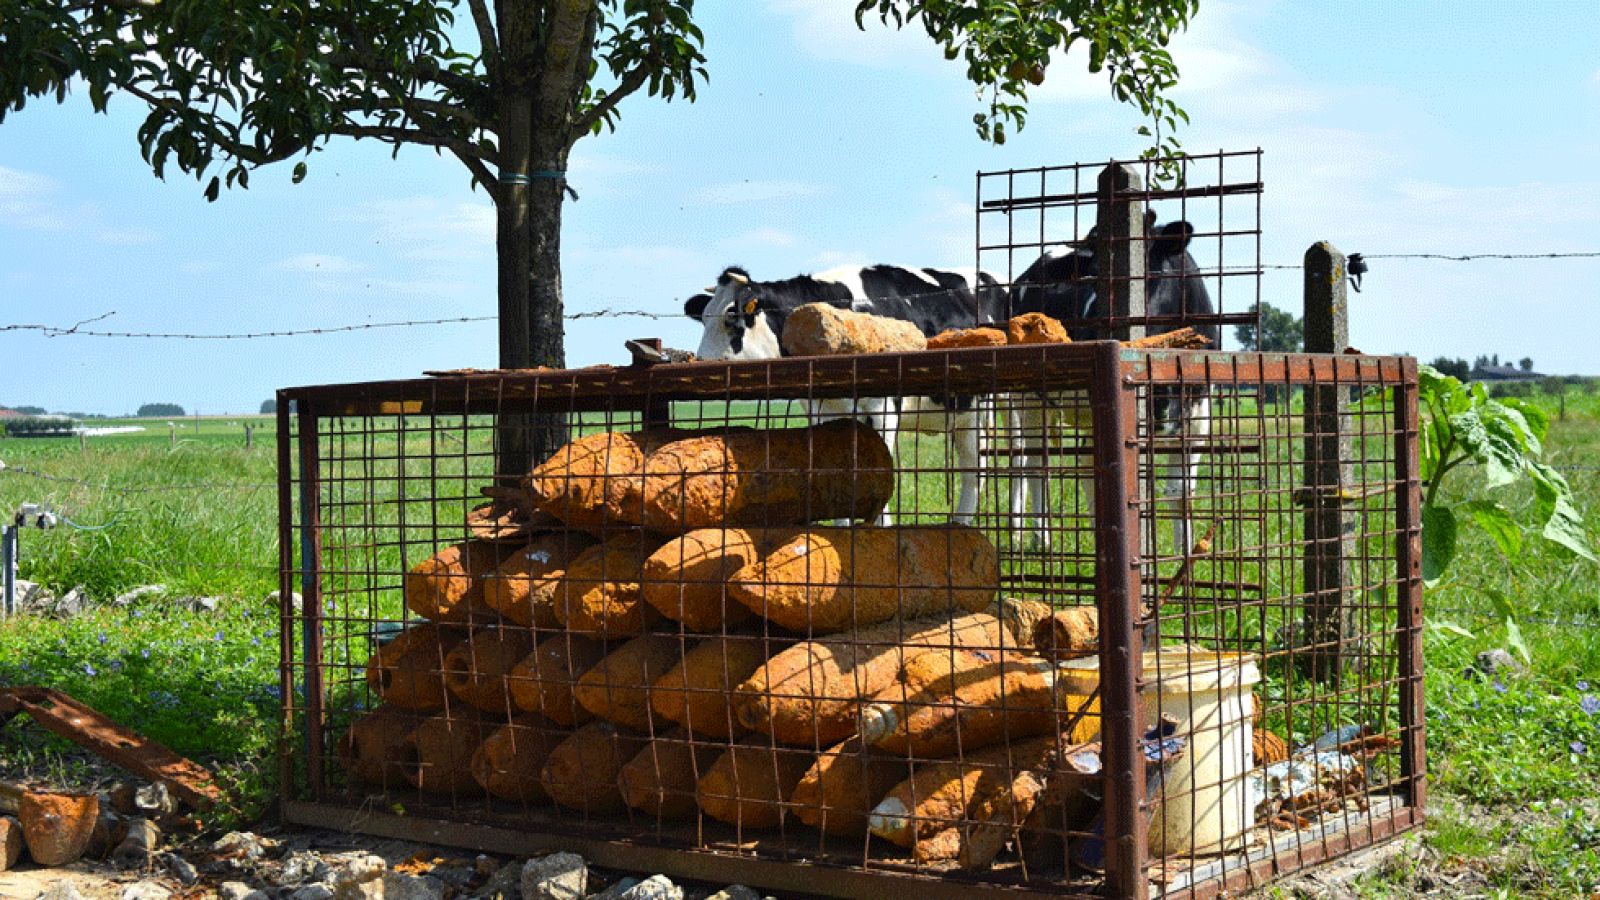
[276,340,1422,899]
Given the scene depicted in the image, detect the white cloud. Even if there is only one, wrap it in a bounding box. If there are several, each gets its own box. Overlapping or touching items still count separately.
[728,227,798,248]
[0,164,162,245]
[696,179,827,206]
[766,0,940,71]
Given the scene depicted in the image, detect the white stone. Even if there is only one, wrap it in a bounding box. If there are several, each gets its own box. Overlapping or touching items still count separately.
[112,584,166,606]
[613,875,682,900]
[219,884,269,900]
[33,883,86,900]
[120,884,172,900]
[706,886,765,900]
[518,852,587,900]
[290,886,335,900]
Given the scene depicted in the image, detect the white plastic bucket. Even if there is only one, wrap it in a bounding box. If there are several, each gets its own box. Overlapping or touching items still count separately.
[1059,647,1259,856]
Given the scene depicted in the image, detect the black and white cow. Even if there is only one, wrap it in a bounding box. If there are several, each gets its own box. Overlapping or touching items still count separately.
[1009,213,1217,549]
[685,264,1006,524]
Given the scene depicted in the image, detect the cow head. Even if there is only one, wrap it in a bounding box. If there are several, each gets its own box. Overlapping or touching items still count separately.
[685,267,783,361]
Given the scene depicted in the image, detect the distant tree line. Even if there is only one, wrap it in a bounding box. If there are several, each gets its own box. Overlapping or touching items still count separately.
[136,403,186,417]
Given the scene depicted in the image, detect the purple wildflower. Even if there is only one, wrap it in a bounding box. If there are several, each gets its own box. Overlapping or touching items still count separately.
[1571,740,1588,756]
[1582,695,1600,716]
[82,663,97,676]
[1492,679,1508,694]
[212,631,224,643]
[97,632,108,645]
[140,648,150,659]
[1579,680,1591,691]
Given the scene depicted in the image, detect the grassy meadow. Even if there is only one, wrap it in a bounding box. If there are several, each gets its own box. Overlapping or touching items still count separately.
[1,395,1598,894]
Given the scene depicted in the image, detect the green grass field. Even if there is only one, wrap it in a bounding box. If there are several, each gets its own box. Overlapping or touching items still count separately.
[2,399,1598,893]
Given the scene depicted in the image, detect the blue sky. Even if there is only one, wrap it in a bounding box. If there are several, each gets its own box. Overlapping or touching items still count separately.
[2,1,1597,415]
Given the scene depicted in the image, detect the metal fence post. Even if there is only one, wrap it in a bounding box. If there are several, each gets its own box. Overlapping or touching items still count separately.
[2,523,16,618]
[1300,241,1353,681]
[1097,163,1147,343]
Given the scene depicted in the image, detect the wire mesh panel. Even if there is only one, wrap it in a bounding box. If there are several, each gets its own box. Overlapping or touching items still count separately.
[277,343,1421,899]
[977,150,1262,348]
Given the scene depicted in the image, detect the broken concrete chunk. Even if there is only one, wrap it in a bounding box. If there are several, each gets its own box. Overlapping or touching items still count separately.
[0,815,23,871]
[34,883,87,900]
[519,852,587,900]
[119,884,172,900]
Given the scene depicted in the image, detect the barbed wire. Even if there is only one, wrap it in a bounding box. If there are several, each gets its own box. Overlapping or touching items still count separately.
[1431,605,1600,630]
[2,249,1594,341]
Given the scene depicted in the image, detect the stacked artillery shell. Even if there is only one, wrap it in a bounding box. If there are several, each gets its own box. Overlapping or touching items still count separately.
[1006,312,1070,345]
[522,429,681,530]
[366,623,467,711]
[926,326,1008,350]
[443,625,536,713]
[641,528,776,631]
[482,532,599,627]
[404,540,509,623]
[547,533,662,636]
[728,525,998,633]
[617,730,721,819]
[779,302,927,356]
[857,649,1059,757]
[541,722,648,814]
[1031,606,1100,661]
[574,634,683,730]
[401,710,492,795]
[735,611,1013,746]
[790,737,910,837]
[470,715,568,802]
[650,635,773,739]
[635,420,895,532]
[339,705,426,786]
[695,741,816,829]
[868,734,1085,860]
[509,634,609,726]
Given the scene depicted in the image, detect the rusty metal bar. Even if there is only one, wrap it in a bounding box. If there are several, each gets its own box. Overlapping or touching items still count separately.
[979,180,1266,212]
[294,400,327,801]
[276,391,297,807]
[1095,343,1147,899]
[1393,370,1427,812]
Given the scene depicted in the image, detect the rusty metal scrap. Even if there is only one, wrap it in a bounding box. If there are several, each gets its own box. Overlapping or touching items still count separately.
[0,686,222,809]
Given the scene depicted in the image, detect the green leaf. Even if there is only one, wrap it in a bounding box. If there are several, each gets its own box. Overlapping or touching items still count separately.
[1447,408,1521,488]
[1422,504,1457,585]
[1460,500,1523,559]
[1505,615,1531,667]
[204,176,220,203]
[1427,620,1476,640]
[292,161,307,184]
[1529,463,1596,561]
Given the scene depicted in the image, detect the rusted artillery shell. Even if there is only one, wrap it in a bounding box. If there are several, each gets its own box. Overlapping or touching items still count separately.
[617,730,721,820]
[404,540,508,623]
[470,715,568,802]
[650,636,773,739]
[574,634,683,730]
[779,302,927,356]
[540,722,648,814]
[1031,606,1099,661]
[508,634,609,726]
[443,625,536,713]
[696,742,815,830]
[858,649,1069,757]
[0,815,24,872]
[1254,728,1290,766]
[729,525,998,634]
[401,711,491,795]
[635,420,895,532]
[1006,312,1069,345]
[547,533,661,637]
[366,623,468,711]
[868,734,1084,852]
[523,429,683,530]
[19,790,99,866]
[641,528,776,631]
[992,598,1054,647]
[338,705,427,786]
[927,326,1008,350]
[482,533,599,627]
[735,611,1011,747]
[790,737,910,837]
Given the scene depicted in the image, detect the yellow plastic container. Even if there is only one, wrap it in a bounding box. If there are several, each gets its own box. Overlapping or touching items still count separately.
[1059,647,1259,856]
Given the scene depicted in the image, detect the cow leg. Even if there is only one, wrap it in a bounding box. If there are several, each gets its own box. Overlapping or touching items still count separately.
[950,403,983,525]
[1007,397,1051,551]
[872,398,901,527]
[1161,392,1211,554]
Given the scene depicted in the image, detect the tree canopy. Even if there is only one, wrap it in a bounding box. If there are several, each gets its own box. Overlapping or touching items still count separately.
[1235,301,1303,353]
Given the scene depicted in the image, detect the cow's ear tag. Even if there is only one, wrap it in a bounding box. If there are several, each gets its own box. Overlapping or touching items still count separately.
[743,299,760,316]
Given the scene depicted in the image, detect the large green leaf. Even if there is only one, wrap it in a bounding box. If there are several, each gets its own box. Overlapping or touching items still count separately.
[1422,504,1457,585]
[1461,499,1523,559]
[1485,588,1532,667]
[1448,408,1522,488]
[1529,463,1597,561]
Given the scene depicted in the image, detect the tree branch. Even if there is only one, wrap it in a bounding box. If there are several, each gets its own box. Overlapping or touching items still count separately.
[451,146,502,205]
[397,95,485,130]
[569,64,650,144]
[329,121,495,165]
[534,0,597,137]
[466,0,499,79]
